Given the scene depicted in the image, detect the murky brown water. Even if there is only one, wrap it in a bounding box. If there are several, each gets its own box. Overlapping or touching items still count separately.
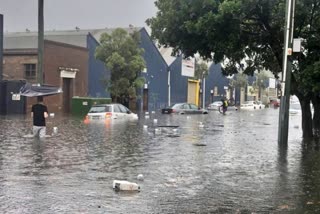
[0,109,319,213]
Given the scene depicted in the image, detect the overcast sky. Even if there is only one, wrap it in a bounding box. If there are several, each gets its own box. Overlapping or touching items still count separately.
[0,0,158,32]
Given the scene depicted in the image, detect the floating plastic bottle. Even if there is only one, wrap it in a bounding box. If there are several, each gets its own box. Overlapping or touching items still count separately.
[53,127,58,134]
[154,128,161,135]
[113,180,140,191]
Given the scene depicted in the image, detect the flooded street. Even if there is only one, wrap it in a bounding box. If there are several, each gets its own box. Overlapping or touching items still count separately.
[0,109,320,213]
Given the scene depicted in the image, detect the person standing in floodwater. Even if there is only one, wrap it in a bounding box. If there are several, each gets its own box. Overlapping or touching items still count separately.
[31,97,48,138]
[222,98,228,115]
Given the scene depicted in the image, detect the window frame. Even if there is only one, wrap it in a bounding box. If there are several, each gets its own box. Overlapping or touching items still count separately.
[24,63,36,79]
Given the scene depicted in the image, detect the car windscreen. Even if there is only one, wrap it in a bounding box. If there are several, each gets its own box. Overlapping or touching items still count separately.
[170,104,183,109]
[89,106,111,113]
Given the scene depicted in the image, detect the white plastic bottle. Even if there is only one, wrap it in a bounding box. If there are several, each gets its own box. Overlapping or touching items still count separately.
[113,180,140,191]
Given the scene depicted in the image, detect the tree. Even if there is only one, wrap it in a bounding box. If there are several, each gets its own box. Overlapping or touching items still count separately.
[229,73,248,105]
[95,28,146,105]
[147,0,320,139]
[194,60,209,80]
[252,72,269,100]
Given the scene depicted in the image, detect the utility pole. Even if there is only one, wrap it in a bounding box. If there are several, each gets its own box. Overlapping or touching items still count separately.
[0,14,3,81]
[37,0,44,85]
[278,0,296,146]
[168,67,171,106]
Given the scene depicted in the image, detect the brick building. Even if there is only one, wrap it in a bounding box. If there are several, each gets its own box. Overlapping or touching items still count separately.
[3,34,88,114]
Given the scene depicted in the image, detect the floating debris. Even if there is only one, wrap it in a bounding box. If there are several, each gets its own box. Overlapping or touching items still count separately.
[53,127,58,135]
[137,174,144,181]
[193,143,207,146]
[113,180,140,192]
[154,128,161,135]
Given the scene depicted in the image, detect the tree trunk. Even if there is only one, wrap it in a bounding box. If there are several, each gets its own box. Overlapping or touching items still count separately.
[299,97,313,138]
[312,95,320,137]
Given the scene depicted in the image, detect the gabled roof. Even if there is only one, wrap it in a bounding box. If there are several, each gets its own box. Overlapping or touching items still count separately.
[158,47,177,67]
[3,28,144,50]
[89,27,143,43]
[4,30,89,49]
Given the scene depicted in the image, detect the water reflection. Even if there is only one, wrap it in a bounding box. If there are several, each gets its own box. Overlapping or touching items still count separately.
[0,110,320,213]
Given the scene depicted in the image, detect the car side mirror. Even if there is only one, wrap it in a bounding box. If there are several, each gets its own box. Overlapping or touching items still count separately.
[127,110,131,114]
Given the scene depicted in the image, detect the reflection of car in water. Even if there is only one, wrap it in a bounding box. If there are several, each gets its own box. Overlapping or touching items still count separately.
[240,101,265,110]
[162,103,208,114]
[84,103,138,123]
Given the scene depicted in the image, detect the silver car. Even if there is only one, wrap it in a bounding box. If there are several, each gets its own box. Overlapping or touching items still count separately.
[85,103,138,122]
[162,103,208,114]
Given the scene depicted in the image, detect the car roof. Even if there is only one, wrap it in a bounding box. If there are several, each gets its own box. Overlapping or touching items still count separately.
[92,103,122,107]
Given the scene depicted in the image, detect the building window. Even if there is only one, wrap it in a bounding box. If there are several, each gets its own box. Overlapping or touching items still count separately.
[24,64,36,79]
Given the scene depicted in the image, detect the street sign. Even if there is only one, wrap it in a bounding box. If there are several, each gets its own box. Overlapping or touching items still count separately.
[293,38,302,52]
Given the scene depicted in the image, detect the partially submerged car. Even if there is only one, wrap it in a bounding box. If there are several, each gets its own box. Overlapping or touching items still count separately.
[162,103,208,114]
[207,101,223,110]
[207,101,238,111]
[240,101,265,110]
[84,103,138,122]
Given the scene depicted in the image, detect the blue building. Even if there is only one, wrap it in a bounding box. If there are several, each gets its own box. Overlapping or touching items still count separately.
[5,28,172,112]
[89,27,169,111]
[203,63,231,106]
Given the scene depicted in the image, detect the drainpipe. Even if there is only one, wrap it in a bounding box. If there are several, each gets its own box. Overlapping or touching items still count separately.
[37,0,44,85]
[202,77,206,109]
[168,67,171,106]
[0,14,3,81]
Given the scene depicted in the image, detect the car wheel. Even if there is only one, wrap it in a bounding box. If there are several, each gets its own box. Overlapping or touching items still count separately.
[259,106,262,109]
[254,107,256,109]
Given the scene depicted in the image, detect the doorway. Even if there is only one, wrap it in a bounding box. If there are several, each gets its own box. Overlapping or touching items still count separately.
[62,78,73,113]
[143,89,148,111]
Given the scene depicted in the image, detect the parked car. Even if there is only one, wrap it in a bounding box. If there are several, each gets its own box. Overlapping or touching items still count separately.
[162,103,208,114]
[289,102,301,115]
[270,98,280,107]
[289,101,314,115]
[207,101,223,110]
[240,101,265,110]
[208,101,238,111]
[84,103,138,122]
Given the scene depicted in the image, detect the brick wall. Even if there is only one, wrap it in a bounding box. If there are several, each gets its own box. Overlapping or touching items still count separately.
[3,53,37,81]
[2,40,89,115]
[43,40,89,114]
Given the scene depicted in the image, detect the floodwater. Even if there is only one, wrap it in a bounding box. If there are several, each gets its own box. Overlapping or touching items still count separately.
[0,109,320,213]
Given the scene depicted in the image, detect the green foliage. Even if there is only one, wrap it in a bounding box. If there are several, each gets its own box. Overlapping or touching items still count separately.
[147,0,320,96]
[95,28,146,101]
[253,72,269,90]
[194,60,209,79]
[229,73,248,89]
